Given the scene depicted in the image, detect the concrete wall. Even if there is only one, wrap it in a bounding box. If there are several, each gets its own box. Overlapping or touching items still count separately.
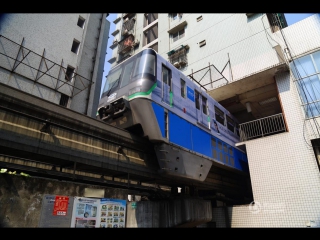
[0,173,129,228]
[126,198,212,228]
[0,13,109,118]
[111,14,281,87]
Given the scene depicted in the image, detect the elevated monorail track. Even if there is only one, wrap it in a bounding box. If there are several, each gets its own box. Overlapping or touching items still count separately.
[0,83,252,204]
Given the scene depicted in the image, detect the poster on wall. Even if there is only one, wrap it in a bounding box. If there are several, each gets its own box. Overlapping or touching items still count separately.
[38,195,74,227]
[53,195,69,216]
[99,198,126,228]
[70,197,100,228]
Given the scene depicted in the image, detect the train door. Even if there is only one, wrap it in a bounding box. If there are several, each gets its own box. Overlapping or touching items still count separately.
[162,65,172,106]
[195,90,209,128]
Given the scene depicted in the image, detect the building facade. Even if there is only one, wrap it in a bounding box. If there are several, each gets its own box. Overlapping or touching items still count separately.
[109,13,320,227]
[0,13,110,118]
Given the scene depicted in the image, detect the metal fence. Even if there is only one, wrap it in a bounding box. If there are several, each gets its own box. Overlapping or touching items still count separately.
[0,35,92,97]
[239,113,287,141]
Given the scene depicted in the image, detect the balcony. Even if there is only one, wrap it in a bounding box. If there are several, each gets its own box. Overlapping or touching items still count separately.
[168,45,189,69]
[121,18,135,36]
[117,34,135,54]
[122,13,135,19]
[239,113,287,142]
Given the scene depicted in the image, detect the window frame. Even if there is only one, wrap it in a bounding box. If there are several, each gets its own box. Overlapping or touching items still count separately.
[172,27,185,43]
[180,79,186,98]
[214,105,225,125]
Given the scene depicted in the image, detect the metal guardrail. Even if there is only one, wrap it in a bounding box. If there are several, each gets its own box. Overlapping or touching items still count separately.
[118,34,134,54]
[239,113,287,141]
[121,18,135,36]
[0,35,92,97]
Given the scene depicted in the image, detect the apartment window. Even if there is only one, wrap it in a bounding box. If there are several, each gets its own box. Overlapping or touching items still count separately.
[202,96,207,114]
[77,16,85,28]
[171,13,183,21]
[71,39,80,54]
[199,40,206,48]
[197,15,203,22]
[143,24,158,46]
[266,13,288,33]
[59,94,69,107]
[144,13,158,27]
[290,50,320,118]
[195,90,200,110]
[65,66,75,81]
[172,27,185,42]
[214,106,225,125]
[180,79,186,98]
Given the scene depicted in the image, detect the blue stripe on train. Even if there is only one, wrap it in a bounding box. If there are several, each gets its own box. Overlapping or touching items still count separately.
[151,102,249,173]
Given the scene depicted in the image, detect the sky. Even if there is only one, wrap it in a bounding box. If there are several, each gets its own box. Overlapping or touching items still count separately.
[100,13,316,97]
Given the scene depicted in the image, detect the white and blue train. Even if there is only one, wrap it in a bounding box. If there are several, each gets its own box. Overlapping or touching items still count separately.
[97,48,248,182]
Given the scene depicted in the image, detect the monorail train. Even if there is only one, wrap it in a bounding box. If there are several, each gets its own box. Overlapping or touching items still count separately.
[97,48,248,182]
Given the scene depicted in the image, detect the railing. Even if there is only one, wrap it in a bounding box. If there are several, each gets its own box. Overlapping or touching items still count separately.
[169,48,188,68]
[121,18,135,36]
[118,34,134,54]
[0,35,92,97]
[239,113,287,141]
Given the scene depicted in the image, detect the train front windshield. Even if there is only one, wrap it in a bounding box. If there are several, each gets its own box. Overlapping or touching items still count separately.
[101,49,156,98]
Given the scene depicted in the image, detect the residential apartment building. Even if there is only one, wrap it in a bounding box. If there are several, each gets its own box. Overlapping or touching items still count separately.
[0,13,110,118]
[108,13,320,227]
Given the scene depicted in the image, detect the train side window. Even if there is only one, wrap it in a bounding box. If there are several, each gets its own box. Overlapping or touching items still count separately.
[229,146,233,156]
[120,60,135,88]
[162,65,171,89]
[214,106,225,125]
[226,115,235,132]
[202,96,207,114]
[211,138,216,147]
[195,90,200,110]
[180,79,186,98]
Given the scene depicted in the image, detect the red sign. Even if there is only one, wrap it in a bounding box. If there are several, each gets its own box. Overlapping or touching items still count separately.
[53,196,69,216]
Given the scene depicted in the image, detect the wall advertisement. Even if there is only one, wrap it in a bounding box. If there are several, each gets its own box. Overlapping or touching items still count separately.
[70,197,126,228]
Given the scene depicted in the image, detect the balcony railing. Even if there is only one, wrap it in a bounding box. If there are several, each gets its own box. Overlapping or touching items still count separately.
[239,113,287,141]
[0,35,92,98]
[117,34,134,54]
[121,18,135,36]
[169,48,188,68]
